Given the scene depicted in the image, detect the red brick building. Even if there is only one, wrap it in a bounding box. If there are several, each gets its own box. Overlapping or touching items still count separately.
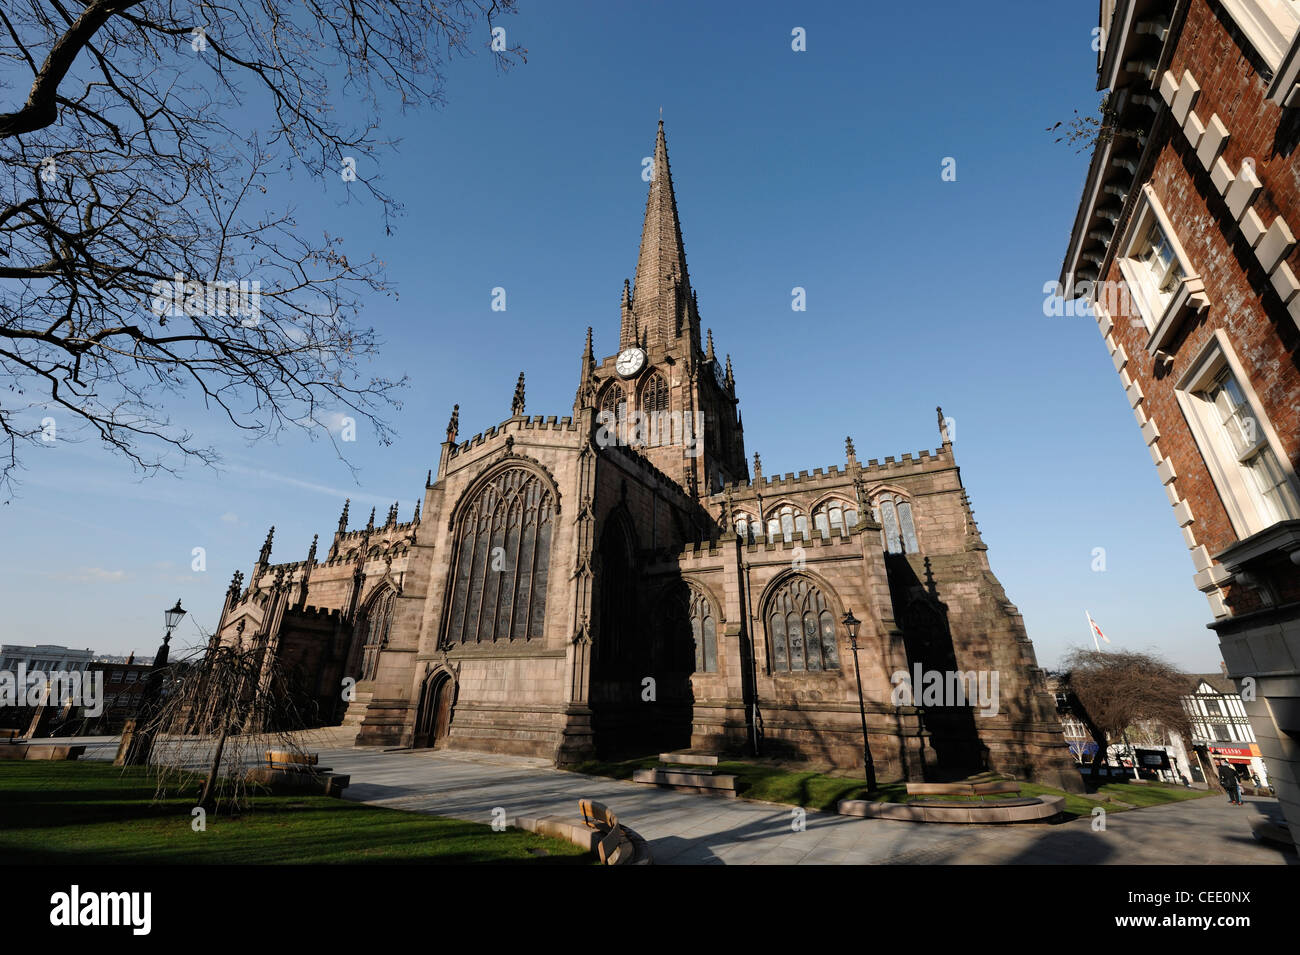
[1061,0,1300,844]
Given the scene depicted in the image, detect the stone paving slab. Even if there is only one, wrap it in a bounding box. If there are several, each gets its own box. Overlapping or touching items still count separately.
[319,746,1296,866]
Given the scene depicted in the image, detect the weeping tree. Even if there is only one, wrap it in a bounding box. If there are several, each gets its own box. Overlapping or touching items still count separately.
[1060,649,1192,780]
[141,641,316,811]
[0,1,525,495]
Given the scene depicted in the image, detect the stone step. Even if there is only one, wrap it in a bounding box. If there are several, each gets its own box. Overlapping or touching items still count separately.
[633,767,738,794]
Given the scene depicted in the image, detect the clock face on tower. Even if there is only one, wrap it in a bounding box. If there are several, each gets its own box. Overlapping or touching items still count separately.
[713,358,727,390]
[615,347,646,378]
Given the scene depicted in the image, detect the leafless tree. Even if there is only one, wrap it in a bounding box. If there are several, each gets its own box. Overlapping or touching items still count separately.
[141,641,315,811]
[1046,94,1145,154]
[0,1,524,494]
[1060,649,1192,780]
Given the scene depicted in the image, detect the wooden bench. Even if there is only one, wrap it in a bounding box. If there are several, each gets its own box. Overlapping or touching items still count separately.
[265,750,320,772]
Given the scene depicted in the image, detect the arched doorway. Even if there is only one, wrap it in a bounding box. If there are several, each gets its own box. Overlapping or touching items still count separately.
[414,670,455,749]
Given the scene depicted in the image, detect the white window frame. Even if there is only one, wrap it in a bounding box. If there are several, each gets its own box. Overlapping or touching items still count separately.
[1116,186,1198,335]
[1176,330,1300,537]
[1220,0,1300,73]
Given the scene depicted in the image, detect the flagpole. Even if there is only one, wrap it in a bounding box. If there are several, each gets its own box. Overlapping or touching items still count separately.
[1086,611,1100,652]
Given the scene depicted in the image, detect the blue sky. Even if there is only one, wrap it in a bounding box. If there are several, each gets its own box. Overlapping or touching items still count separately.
[0,1,1222,672]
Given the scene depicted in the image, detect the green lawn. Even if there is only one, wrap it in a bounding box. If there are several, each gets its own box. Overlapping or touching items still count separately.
[0,761,592,864]
[571,757,1218,819]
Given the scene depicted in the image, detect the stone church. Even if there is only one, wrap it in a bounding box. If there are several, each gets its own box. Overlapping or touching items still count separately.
[214,121,1079,789]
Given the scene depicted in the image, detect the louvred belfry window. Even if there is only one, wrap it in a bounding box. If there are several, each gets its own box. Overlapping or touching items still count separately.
[598,384,627,422]
[642,373,669,415]
[767,575,840,673]
[446,468,555,643]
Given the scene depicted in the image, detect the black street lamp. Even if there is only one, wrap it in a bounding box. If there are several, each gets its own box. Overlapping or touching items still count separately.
[843,610,878,792]
[121,599,185,766]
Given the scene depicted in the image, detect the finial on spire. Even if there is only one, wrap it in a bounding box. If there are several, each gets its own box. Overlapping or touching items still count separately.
[446,403,459,444]
[706,328,715,360]
[426,469,432,487]
[937,405,951,445]
[338,498,350,533]
[387,501,398,526]
[307,533,318,563]
[258,525,274,565]
[725,354,734,385]
[753,451,763,481]
[413,499,422,523]
[511,372,526,417]
[366,507,375,532]
[846,436,856,461]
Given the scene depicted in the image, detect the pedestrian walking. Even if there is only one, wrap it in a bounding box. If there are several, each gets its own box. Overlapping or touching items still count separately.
[1216,760,1243,805]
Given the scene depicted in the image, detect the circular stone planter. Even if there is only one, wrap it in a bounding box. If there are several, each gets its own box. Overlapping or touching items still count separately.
[837,794,1066,824]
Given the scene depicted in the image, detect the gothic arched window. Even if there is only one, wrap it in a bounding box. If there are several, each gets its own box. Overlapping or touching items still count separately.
[359,588,395,681]
[873,495,919,553]
[734,511,759,543]
[766,504,808,543]
[641,372,669,415]
[687,585,718,673]
[598,384,627,423]
[766,575,840,673]
[813,499,859,538]
[445,467,555,643]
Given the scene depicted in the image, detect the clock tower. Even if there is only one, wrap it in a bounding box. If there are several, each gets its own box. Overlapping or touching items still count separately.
[576,120,748,497]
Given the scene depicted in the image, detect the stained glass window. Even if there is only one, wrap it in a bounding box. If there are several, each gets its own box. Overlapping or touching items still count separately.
[873,495,918,554]
[445,468,554,643]
[767,575,839,672]
[360,588,395,681]
[687,586,718,673]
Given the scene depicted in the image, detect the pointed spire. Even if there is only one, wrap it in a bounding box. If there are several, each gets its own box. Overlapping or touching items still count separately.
[706,328,715,360]
[752,452,763,482]
[227,569,244,600]
[628,119,693,349]
[621,279,631,309]
[426,469,432,487]
[575,327,597,412]
[413,499,422,523]
[725,354,734,388]
[511,372,526,417]
[366,507,375,533]
[445,403,459,444]
[387,501,398,526]
[338,499,350,534]
[258,525,274,565]
[307,534,318,564]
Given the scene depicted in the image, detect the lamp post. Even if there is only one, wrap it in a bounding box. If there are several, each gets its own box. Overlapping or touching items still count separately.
[843,610,877,792]
[120,599,186,766]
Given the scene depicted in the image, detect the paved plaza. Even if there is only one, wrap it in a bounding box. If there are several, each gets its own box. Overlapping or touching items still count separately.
[318,744,1296,865]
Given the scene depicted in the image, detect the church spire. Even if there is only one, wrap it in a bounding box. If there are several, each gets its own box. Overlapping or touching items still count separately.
[626,119,693,350]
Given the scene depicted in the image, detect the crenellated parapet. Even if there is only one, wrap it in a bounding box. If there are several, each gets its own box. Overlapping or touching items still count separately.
[446,415,580,462]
